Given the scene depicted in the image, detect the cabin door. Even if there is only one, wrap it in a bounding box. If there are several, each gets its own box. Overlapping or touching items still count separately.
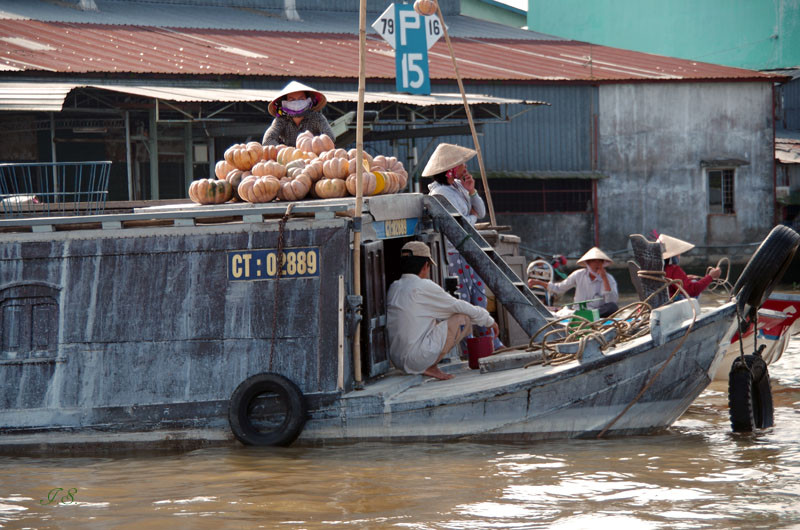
[361,240,390,378]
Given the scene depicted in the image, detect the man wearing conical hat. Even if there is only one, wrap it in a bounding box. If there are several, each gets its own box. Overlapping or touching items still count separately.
[262,80,334,147]
[528,247,619,318]
[423,143,503,353]
[657,234,721,298]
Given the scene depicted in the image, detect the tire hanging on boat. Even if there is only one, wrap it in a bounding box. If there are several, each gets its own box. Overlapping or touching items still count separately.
[228,372,307,446]
[728,354,774,432]
[731,225,800,318]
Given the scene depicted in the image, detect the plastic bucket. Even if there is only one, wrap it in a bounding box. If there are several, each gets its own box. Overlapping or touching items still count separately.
[467,336,494,369]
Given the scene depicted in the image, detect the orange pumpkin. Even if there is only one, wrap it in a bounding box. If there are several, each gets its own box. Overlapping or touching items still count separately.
[278,174,313,201]
[322,157,350,179]
[188,178,233,205]
[262,144,284,162]
[225,142,263,171]
[347,148,373,169]
[238,175,280,203]
[345,172,377,197]
[251,160,286,179]
[301,159,325,182]
[414,0,437,16]
[314,178,347,199]
[318,148,348,162]
[215,159,236,180]
[295,131,333,155]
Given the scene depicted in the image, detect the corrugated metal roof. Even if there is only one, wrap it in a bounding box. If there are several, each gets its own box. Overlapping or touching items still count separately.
[0,82,546,111]
[0,18,778,82]
[0,0,555,39]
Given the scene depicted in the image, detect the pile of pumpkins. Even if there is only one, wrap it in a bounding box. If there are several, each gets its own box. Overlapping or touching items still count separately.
[188,131,409,205]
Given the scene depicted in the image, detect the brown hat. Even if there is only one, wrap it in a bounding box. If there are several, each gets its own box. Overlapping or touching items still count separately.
[421,143,476,177]
[657,234,695,259]
[401,241,436,267]
[576,247,613,267]
[268,81,327,117]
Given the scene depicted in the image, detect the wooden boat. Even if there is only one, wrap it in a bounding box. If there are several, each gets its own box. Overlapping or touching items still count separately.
[1,193,794,452]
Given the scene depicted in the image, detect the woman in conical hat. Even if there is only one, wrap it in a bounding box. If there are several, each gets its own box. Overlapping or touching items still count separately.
[528,246,620,318]
[262,80,334,147]
[423,143,503,352]
[657,234,721,298]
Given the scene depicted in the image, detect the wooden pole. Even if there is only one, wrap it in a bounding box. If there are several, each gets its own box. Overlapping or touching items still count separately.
[435,3,497,227]
[352,0,367,386]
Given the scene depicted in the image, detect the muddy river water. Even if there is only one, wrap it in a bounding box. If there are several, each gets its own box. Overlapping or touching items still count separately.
[1,337,799,529]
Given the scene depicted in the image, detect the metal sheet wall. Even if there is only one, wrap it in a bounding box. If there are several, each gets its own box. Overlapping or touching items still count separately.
[254,79,597,177]
[780,77,800,131]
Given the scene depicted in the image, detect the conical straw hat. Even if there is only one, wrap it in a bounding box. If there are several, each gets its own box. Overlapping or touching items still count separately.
[657,234,695,259]
[268,81,327,117]
[421,143,477,177]
[576,247,613,267]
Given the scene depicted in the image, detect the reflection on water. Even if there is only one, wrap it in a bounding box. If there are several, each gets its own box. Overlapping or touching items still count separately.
[2,342,799,529]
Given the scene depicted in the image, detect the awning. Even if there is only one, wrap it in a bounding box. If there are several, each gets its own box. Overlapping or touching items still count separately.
[0,82,547,112]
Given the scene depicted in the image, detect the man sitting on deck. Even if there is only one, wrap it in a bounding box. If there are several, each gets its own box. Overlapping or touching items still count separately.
[387,241,500,381]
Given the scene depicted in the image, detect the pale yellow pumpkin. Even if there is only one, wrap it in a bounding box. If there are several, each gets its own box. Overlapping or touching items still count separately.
[285,159,307,179]
[276,146,311,165]
[318,148,348,162]
[301,159,325,182]
[314,178,348,199]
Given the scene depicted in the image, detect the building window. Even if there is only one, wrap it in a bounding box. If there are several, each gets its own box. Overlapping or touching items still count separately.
[708,169,735,214]
[485,178,593,214]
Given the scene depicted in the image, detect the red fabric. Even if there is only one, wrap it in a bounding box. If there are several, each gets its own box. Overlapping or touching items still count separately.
[664,264,713,298]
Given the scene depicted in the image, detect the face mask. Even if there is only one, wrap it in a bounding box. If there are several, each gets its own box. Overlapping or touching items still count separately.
[281,97,312,115]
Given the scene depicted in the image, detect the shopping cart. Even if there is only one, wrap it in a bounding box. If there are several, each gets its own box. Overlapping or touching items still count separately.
[0,161,111,218]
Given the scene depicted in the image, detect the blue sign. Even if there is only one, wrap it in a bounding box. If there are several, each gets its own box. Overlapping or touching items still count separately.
[373,4,434,95]
[372,218,419,239]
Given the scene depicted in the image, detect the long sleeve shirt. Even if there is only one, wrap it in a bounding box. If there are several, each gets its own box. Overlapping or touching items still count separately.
[664,264,714,298]
[262,111,334,146]
[428,181,486,251]
[548,268,619,310]
[387,273,495,374]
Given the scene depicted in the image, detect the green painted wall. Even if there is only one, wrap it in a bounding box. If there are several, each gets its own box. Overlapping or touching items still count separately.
[462,0,527,29]
[527,0,800,69]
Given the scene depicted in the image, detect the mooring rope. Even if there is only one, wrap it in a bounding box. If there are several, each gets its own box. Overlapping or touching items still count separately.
[268,203,295,371]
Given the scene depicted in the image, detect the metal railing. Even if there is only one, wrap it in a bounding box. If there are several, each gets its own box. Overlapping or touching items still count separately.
[0,161,111,218]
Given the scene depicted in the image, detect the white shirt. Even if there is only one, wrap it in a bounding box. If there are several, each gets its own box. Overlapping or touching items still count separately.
[548,268,619,309]
[387,273,495,374]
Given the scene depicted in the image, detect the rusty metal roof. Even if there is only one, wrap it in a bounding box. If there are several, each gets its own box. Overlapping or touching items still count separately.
[0,18,780,82]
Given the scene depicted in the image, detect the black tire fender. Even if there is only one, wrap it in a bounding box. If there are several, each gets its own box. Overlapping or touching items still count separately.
[732,225,800,317]
[228,372,307,447]
[728,354,774,432]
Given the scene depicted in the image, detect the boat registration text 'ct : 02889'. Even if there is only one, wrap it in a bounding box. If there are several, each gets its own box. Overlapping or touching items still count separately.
[227,247,320,281]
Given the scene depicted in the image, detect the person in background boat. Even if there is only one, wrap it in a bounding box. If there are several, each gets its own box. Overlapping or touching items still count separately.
[387,241,500,381]
[528,247,619,318]
[657,234,721,299]
[262,81,334,147]
[424,142,503,352]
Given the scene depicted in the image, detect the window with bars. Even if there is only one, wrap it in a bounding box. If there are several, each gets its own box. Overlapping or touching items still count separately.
[481,178,593,214]
[708,169,735,214]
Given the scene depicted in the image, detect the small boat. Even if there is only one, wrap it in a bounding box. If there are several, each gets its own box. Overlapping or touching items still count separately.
[714,292,800,381]
[0,194,795,451]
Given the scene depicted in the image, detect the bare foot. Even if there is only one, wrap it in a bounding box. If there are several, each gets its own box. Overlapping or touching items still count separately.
[422,366,454,380]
